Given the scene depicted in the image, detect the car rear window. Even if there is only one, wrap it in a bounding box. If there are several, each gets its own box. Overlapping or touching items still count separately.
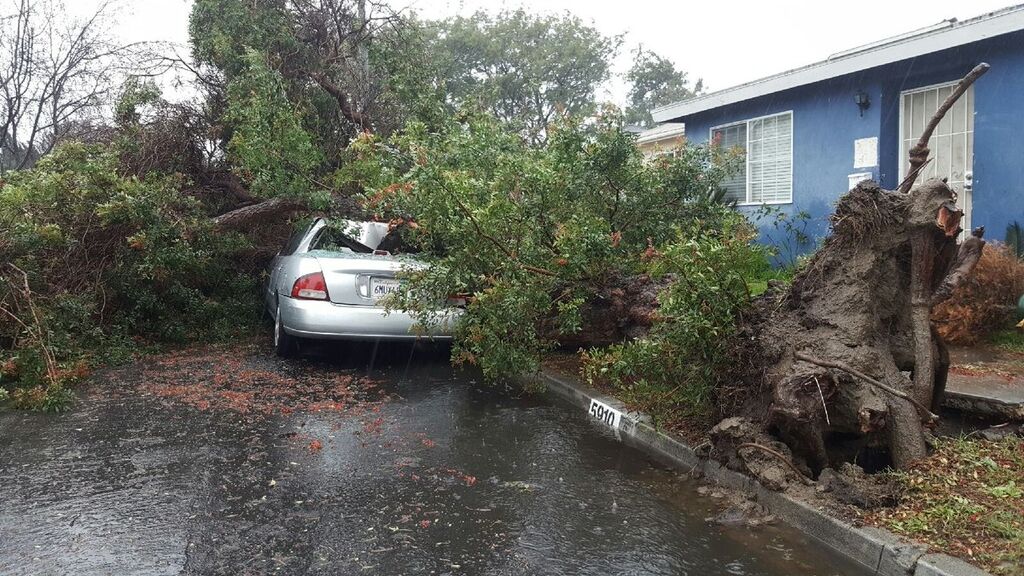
[309,224,373,254]
[280,221,316,256]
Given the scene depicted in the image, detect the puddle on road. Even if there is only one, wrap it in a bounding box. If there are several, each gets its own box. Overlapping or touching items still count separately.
[0,341,869,575]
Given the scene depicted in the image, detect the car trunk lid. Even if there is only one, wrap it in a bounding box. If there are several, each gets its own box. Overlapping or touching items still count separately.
[310,251,421,306]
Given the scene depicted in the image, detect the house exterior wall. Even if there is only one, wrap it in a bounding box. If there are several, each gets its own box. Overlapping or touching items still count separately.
[673,30,1024,261]
[875,30,1024,244]
[637,133,686,158]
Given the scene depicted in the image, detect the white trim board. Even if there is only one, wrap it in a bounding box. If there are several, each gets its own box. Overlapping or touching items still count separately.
[652,5,1024,122]
[636,122,686,144]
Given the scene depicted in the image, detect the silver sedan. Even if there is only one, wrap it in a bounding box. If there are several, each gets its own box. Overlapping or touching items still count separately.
[264,218,460,356]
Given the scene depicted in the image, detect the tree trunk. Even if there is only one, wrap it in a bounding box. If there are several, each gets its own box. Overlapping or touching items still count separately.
[213,197,305,231]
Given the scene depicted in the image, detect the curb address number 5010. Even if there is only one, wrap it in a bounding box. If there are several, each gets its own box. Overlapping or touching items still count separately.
[588,398,623,430]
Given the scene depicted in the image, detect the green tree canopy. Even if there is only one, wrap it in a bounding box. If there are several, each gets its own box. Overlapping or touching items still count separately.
[625,47,703,128]
[347,110,744,379]
[225,49,323,202]
[428,10,620,144]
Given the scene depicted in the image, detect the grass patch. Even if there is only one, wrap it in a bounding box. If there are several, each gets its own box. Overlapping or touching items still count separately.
[865,436,1024,575]
[744,254,808,297]
[989,328,1024,354]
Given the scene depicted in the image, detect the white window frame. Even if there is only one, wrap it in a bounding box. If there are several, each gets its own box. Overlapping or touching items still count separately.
[709,110,794,206]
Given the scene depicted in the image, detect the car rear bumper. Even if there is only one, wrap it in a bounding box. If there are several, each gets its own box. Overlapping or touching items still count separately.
[278,295,459,341]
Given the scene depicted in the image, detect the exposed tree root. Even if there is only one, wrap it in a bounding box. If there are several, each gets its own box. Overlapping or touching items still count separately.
[793,352,938,422]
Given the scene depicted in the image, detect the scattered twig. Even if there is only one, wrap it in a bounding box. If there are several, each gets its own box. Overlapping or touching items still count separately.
[812,376,831,426]
[737,442,814,486]
[2,264,59,383]
[688,441,711,477]
[894,158,932,196]
[794,352,939,422]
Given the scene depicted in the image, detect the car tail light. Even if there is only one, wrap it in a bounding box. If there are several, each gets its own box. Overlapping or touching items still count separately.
[291,272,330,300]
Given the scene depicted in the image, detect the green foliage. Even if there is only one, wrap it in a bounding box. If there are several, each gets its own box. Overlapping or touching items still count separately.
[226,49,324,203]
[753,204,814,268]
[187,1,454,198]
[360,20,435,128]
[872,436,1024,574]
[0,143,258,409]
[189,0,297,81]
[625,47,703,128]
[989,328,1024,354]
[115,78,163,129]
[8,379,75,412]
[348,109,744,383]
[1006,221,1024,260]
[583,214,768,421]
[428,10,620,143]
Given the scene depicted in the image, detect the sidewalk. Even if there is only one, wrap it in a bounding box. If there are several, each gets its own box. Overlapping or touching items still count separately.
[945,345,1024,420]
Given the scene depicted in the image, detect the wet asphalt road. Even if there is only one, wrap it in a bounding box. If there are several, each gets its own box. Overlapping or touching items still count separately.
[0,340,867,575]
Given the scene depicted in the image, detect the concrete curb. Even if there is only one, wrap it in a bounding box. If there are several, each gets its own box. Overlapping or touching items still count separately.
[522,370,993,576]
[944,389,1024,420]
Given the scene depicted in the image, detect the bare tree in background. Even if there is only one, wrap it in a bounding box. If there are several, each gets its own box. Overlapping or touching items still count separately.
[291,0,404,133]
[0,0,148,172]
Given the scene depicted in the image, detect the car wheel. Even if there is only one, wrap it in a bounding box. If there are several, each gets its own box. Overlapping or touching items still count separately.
[274,302,298,358]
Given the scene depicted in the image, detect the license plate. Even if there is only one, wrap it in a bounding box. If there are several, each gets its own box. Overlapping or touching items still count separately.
[370,277,402,298]
[588,398,622,429]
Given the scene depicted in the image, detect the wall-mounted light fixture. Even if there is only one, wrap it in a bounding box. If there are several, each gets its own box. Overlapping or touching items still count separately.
[855,90,871,117]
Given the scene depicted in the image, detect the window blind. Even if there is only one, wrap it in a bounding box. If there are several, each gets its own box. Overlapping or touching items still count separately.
[711,111,793,204]
[712,123,747,203]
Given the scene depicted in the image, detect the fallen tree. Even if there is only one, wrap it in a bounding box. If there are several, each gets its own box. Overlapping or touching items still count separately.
[212,196,307,232]
[349,111,750,381]
[351,65,991,475]
[717,64,990,473]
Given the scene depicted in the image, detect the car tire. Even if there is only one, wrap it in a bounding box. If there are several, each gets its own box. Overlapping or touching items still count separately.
[274,302,298,358]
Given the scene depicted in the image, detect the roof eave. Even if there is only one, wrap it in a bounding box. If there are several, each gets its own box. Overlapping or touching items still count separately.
[636,123,686,144]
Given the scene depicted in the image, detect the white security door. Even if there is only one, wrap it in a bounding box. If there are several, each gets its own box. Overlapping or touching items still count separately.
[899,83,974,231]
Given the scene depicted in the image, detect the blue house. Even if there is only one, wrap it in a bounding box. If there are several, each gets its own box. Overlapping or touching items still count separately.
[652,5,1024,257]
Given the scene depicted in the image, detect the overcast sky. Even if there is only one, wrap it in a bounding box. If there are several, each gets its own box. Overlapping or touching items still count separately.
[102,0,1014,103]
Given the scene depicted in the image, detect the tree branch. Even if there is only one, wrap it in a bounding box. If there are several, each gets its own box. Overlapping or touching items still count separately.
[438,180,557,277]
[932,226,986,306]
[309,70,371,130]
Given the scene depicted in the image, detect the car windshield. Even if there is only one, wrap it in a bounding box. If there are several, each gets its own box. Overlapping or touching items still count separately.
[309,224,374,254]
